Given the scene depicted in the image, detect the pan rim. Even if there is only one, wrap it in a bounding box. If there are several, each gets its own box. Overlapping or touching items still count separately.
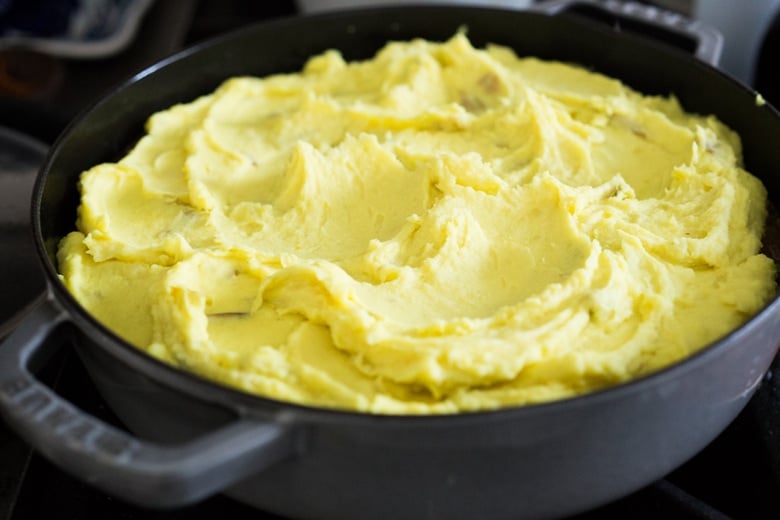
[29,3,780,427]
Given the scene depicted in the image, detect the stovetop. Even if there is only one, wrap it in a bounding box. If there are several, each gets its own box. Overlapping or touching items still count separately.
[2,1,780,518]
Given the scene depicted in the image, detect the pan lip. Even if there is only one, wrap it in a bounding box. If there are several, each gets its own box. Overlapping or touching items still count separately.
[28,3,780,429]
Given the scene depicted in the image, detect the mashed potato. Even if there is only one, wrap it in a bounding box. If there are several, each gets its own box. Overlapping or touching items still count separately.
[57,33,776,414]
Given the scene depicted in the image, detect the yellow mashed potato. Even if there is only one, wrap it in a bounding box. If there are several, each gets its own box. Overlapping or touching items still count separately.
[57,33,776,414]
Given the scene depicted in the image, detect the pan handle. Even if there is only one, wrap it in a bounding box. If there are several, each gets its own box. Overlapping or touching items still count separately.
[532,0,724,66]
[0,293,297,508]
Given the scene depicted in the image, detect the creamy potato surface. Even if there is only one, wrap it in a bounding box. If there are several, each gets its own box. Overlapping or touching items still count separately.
[58,34,776,413]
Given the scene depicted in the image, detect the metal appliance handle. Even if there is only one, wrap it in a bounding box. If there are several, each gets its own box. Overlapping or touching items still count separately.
[0,293,296,508]
[533,0,723,66]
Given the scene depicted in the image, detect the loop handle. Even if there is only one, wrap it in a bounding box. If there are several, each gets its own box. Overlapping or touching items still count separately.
[0,294,296,507]
[533,0,723,66]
